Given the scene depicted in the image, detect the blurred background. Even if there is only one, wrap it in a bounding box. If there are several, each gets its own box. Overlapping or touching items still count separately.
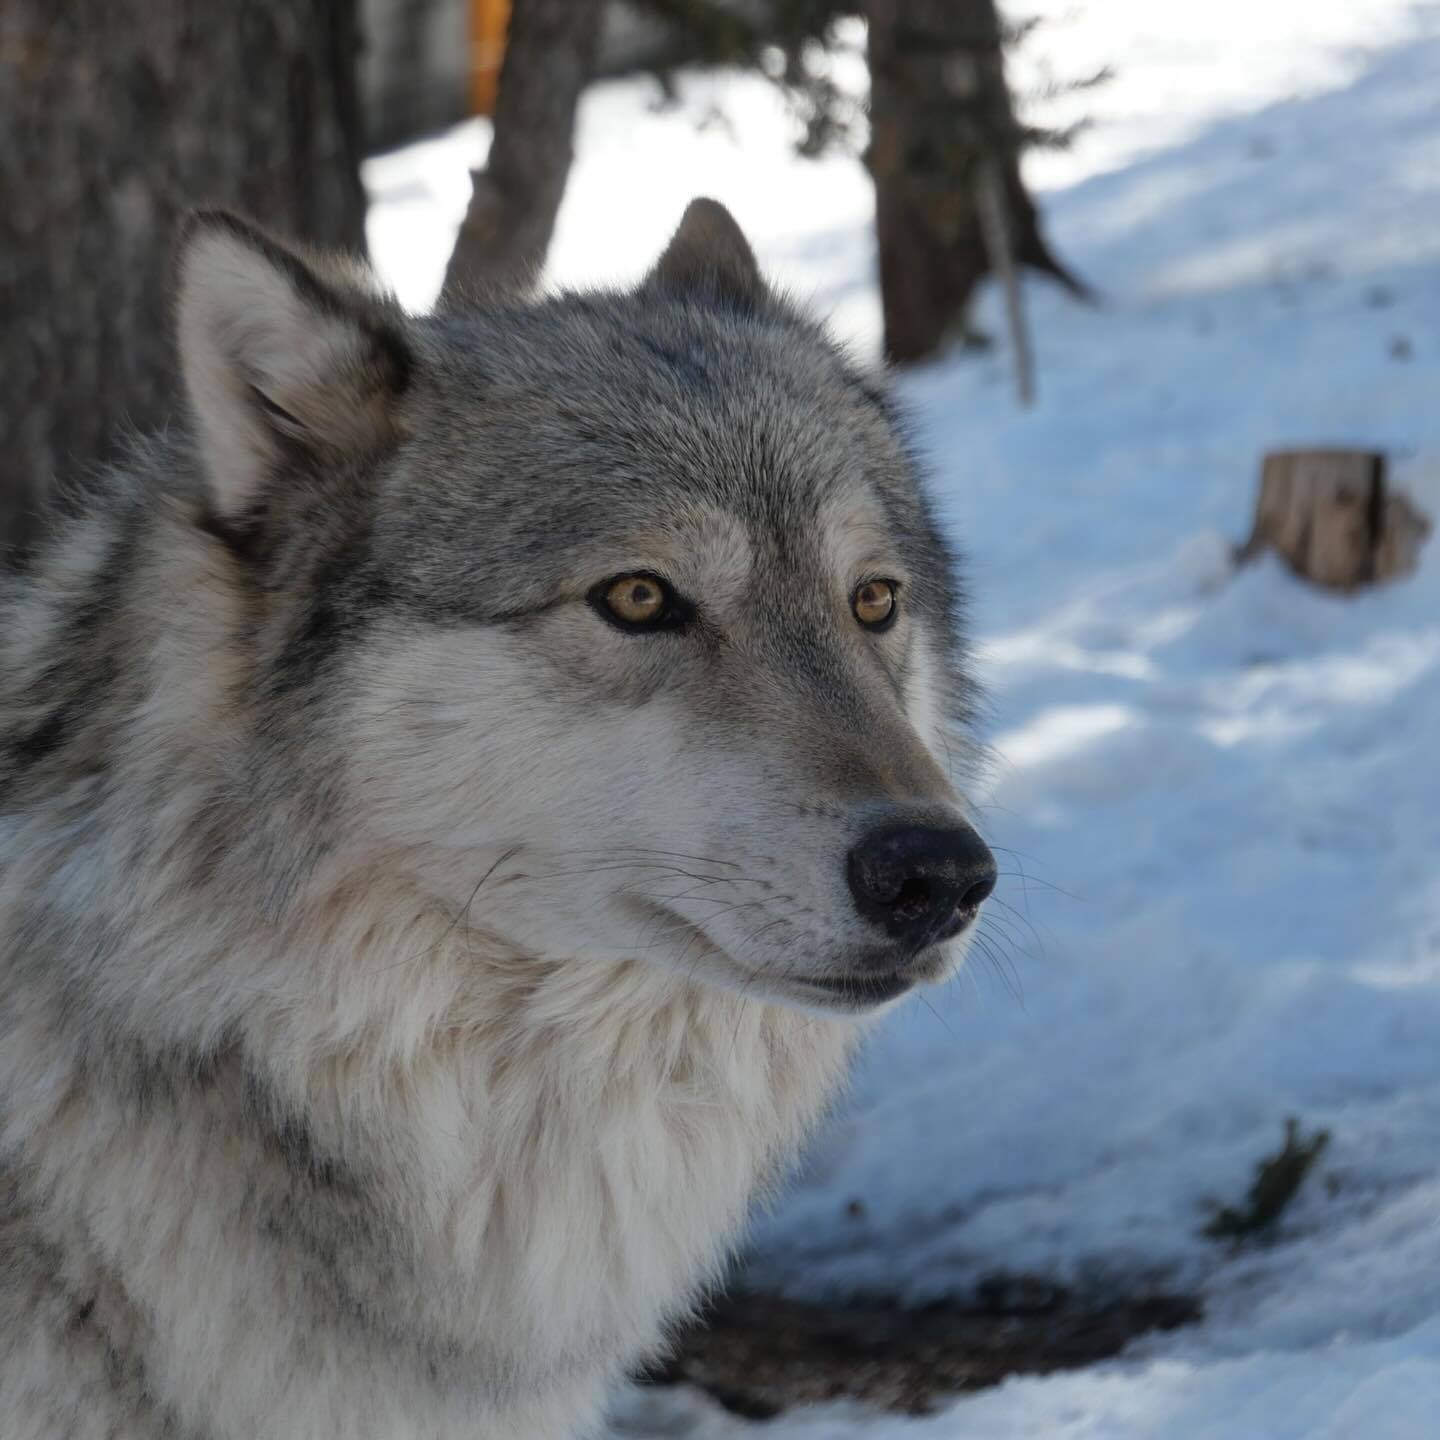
[4,2,1439,1435]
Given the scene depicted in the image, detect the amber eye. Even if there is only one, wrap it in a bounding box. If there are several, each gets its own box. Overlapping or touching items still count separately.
[589,572,692,632]
[605,575,665,623]
[852,578,899,630]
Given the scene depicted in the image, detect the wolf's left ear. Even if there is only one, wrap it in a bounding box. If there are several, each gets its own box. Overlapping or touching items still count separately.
[645,198,766,313]
[176,211,412,525]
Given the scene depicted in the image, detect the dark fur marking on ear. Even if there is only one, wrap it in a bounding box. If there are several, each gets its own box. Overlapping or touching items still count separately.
[183,210,397,343]
[181,207,415,418]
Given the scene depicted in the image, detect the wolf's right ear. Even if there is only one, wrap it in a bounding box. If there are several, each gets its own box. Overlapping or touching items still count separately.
[176,211,412,526]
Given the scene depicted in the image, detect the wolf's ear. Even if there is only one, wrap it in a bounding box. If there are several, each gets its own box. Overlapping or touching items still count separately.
[176,211,411,524]
[645,198,766,313]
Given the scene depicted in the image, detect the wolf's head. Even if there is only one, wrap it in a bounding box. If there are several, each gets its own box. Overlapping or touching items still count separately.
[175,200,993,1015]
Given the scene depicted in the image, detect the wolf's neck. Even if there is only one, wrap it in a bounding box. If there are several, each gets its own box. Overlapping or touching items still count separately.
[287,929,857,1390]
[256,874,860,1264]
[4,852,856,1430]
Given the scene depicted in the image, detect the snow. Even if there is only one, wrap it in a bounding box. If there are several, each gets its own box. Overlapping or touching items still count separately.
[364,3,1440,1434]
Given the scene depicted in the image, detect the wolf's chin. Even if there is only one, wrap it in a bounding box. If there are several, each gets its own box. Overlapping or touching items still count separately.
[624,904,963,1017]
[787,930,975,1015]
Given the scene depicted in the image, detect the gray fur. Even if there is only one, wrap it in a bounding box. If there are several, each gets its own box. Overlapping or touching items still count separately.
[0,201,984,1438]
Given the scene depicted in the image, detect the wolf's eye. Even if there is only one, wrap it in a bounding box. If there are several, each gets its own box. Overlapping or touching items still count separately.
[853,578,899,631]
[590,572,691,633]
[607,576,665,623]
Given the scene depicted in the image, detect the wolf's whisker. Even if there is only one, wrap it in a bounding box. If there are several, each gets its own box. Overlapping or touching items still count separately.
[555,846,746,870]
[918,991,958,1042]
[972,928,1025,1004]
[987,896,1049,956]
[360,845,522,977]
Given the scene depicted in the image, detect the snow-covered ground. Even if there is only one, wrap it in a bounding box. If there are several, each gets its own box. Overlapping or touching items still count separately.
[366,4,1440,1434]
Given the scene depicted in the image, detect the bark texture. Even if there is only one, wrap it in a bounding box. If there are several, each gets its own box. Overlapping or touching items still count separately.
[0,0,367,557]
[1240,450,1431,591]
[865,0,1085,365]
[443,0,603,298]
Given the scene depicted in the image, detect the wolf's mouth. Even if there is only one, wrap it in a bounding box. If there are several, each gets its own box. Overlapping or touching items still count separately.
[800,971,914,1005]
[622,894,951,1013]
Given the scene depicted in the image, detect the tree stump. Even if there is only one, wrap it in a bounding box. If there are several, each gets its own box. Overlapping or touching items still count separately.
[1239,449,1430,591]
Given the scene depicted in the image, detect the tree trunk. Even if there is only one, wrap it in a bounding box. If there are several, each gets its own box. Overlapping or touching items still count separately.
[0,0,367,559]
[443,0,603,298]
[864,0,1085,365]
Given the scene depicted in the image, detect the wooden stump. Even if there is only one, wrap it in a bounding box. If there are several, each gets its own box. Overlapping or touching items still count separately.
[1239,449,1430,592]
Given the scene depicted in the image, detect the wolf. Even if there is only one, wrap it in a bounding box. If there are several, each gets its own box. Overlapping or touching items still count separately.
[0,198,995,1438]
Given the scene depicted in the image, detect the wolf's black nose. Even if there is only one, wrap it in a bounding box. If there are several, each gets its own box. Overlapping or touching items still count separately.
[846,823,997,949]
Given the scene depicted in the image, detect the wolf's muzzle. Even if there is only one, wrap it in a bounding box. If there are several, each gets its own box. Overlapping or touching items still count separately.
[846,822,997,952]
